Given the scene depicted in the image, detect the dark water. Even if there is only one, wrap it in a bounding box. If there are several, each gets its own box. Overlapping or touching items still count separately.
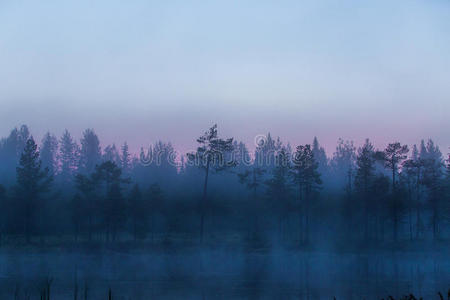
[0,248,448,299]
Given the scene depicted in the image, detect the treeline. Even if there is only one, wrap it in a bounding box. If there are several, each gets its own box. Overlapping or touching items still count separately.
[0,124,449,246]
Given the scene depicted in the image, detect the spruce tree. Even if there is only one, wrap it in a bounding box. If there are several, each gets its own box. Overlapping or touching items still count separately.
[291,144,321,243]
[355,139,376,241]
[15,137,52,242]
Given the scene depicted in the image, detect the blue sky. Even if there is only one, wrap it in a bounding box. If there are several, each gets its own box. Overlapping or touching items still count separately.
[0,0,449,155]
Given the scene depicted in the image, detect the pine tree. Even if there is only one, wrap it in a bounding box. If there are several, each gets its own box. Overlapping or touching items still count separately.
[312,137,328,181]
[265,147,292,239]
[79,129,101,175]
[187,124,235,242]
[40,132,58,176]
[121,142,131,175]
[103,144,120,165]
[330,139,356,194]
[59,129,79,185]
[291,144,321,243]
[15,137,52,242]
[254,133,281,172]
[355,139,376,241]
[420,139,444,239]
[0,125,30,184]
[378,142,409,241]
[92,161,130,241]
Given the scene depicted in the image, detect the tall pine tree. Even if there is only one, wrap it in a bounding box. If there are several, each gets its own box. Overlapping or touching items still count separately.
[15,137,52,242]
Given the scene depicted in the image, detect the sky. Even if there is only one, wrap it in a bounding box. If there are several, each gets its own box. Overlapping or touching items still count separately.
[0,0,449,156]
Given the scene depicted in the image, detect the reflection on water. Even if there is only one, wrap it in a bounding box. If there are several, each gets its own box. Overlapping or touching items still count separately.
[0,248,448,299]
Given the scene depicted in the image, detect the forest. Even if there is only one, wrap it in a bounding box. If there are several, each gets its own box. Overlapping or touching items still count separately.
[0,123,449,249]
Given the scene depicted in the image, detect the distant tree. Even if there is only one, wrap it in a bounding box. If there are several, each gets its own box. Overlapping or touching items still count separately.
[15,137,52,242]
[102,144,120,165]
[419,139,444,239]
[354,139,376,241]
[291,144,322,243]
[330,139,356,194]
[121,142,131,175]
[78,129,101,175]
[378,142,409,192]
[187,124,235,242]
[234,141,251,172]
[412,144,426,238]
[134,141,177,191]
[0,125,30,184]
[312,137,328,180]
[92,161,130,241]
[265,147,292,239]
[151,141,178,186]
[377,142,409,241]
[128,184,148,241]
[254,133,281,172]
[59,129,79,185]
[400,144,426,239]
[40,132,58,177]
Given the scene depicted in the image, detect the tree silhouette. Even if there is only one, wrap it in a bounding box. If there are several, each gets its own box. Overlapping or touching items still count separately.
[355,139,376,241]
[40,132,58,177]
[419,139,444,239]
[378,142,409,241]
[291,144,321,243]
[312,137,328,180]
[92,161,130,241]
[0,125,30,184]
[103,144,120,165]
[121,142,131,175]
[187,124,235,242]
[15,137,52,242]
[59,129,79,185]
[79,129,101,175]
[265,147,292,239]
[331,139,356,195]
